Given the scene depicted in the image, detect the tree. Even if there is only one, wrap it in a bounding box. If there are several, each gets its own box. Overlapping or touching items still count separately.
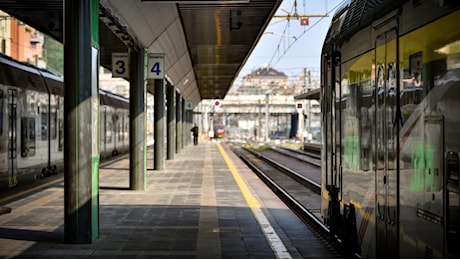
[43,35,63,75]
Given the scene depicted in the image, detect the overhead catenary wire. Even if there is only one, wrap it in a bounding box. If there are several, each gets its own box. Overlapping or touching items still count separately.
[268,0,346,67]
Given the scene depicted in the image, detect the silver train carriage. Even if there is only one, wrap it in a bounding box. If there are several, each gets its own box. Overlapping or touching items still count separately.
[0,54,133,190]
[320,0,460,258]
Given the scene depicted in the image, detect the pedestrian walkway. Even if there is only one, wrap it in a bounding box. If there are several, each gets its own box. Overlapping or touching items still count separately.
[0,140,336,258]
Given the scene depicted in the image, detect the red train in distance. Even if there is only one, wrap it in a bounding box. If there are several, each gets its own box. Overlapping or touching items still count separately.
[213,123,225,138]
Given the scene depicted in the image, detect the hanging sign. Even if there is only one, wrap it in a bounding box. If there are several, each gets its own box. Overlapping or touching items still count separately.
[112,53,129,78]
[185,100,192,110]
[147,53,165,79]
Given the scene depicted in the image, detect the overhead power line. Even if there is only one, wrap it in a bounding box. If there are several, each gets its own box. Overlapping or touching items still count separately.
[267,0,346,67]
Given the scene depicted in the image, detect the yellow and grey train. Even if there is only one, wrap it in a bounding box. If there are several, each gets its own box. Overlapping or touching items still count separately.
[321,0,460,258]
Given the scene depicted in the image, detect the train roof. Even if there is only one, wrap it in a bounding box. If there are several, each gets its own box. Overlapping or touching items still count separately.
[99,89,129,109]
[326,0,404,45]
[0,53,64,95]
[294,88,320,101]
[0,53,129,109]
[327,0,460,48]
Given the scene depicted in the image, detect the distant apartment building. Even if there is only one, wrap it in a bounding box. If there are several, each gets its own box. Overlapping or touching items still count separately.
[241,65,291,95]
[0,11,44,67]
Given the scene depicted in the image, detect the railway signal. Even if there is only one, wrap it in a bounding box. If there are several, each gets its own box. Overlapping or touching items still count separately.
[295,101,304,112]
[213,99,222,112]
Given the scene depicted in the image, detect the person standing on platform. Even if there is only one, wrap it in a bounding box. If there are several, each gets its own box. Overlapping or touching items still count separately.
[191,124,199,145]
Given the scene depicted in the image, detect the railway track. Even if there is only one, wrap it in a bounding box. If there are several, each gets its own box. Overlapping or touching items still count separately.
[230,143,342,256]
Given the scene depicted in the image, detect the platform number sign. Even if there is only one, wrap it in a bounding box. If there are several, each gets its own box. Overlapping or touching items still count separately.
[112,53,129,78]
[147,53,165,79]
[185,100,192,110]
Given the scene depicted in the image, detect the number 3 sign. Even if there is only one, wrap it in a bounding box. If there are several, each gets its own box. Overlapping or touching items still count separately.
[147,53,165,79]
[112,53,129,78]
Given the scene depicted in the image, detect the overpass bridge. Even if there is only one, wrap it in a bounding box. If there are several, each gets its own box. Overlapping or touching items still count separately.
[194,93,305,140]
[218,94,297,114]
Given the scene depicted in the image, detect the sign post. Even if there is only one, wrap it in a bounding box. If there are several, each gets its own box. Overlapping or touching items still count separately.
[148,53,166,170]
[296,101,305,140]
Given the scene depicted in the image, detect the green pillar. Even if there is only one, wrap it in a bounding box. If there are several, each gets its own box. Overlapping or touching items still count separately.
[167,85,176,160]
[182,98,186,148]
[63,0,99,243]
[176,92,182,153]
[154,78,165,170]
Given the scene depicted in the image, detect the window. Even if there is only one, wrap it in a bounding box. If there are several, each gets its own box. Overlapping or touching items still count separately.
[41,113,48,140]
[21,117,36,157]
[58,119,63,151]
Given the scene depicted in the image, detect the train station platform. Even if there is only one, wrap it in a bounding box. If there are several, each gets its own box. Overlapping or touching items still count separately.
[0,140,336,258]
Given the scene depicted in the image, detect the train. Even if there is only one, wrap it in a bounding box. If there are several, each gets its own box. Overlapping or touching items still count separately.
[213,123,225,138]
[0,53,152,191]
[320,0,460,258]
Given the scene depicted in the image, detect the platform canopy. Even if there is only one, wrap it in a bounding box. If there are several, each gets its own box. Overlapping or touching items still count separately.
[0,0,282,107]
[294,88,320,100]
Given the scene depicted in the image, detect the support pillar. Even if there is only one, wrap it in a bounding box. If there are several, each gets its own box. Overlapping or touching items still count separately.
[63,0,99,243]
[186,109,192,145]
[154,79,165,170]
[167,85,175,160]
[129,50,146,190]
[181,98,186,149]
[175,92,182,153]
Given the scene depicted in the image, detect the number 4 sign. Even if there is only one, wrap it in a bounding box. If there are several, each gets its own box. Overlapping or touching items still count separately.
[147,53,165,79]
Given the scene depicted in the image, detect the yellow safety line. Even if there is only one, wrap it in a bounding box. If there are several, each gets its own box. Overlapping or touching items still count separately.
[217,143,261,208]
[216,143,291,259]
[0,177,63,204]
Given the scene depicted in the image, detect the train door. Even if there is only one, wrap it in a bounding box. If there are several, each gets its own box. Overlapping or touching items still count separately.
[324,48,343,238]
[374,26,398,258]
[7,89,18,187]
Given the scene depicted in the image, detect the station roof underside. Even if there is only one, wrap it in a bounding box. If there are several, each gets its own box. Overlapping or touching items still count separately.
[0,0,282,107]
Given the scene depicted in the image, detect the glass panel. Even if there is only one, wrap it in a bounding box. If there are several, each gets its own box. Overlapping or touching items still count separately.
[41,112,48,140]
[58,118,63,151]
[21,117,36,157]
[51,112,57,140]
[107,121,112,143]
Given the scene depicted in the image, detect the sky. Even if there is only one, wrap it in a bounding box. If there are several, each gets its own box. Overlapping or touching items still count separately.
[234,0,345,84]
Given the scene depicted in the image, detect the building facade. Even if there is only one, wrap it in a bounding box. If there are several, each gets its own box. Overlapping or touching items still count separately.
[0,11,44,67]
[241,65,290,95]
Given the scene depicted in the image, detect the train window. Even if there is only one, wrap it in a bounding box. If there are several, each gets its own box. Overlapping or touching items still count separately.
[409,52,423,88]
[53,96,62,140]
[401,53,424,123]
[58,119,63,151]
[51,112,57,140]
[21,117,36,157]
[107,121,112,143]
[0,89,3,135]
[41,112,48,140]
[118,121,122,141]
